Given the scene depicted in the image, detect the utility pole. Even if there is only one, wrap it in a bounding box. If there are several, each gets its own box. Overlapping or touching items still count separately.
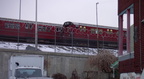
[17,0,21,50]
[96,2,99,51]
[96,2,99,79]
[19,0,21,20]
[35,0,38,49]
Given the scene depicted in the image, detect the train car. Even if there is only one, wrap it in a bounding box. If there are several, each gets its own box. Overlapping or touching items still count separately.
[62,21,126,49]
[0,17,62,44]
[0,17,126,49]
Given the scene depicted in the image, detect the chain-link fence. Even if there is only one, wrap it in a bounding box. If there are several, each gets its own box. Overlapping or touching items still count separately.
[0,21,126,56]
[0,21,125,79]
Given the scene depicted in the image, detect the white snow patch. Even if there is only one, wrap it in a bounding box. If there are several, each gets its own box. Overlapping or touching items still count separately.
[0,41,119,56]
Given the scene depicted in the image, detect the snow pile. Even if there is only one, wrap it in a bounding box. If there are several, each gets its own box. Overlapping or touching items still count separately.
[0,41,118,56]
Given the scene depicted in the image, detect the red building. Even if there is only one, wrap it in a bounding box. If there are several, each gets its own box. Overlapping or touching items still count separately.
[118,0,144,75]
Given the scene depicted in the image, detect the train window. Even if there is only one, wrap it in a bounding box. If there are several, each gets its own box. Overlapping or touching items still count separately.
[25,23,33,29]
[83,27,86,32]
[95,29,98,34]
[56,27,59,32]
[15,24,20,29]
[91,29,95,34]
[5,23,20,29]
[38,26,43,32]
[5,23,9,28]
[47,27,52,32]
[106,29,113,34]
[99,29,103,34]
[41,26,47,32]
[25,23,29,29]
[80,26,86,32]
[43,27,47,32]
[110,29,113,33]
[80,26,83,31]
[66,27,70,32]
[29,24,33,29]
[56,27,62,32]
[10,24,14,29]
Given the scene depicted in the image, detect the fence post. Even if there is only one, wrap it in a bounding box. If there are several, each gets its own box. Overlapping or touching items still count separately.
[54,28,56,53]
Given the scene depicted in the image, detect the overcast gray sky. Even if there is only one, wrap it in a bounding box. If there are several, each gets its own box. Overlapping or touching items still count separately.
[0,0,118,27]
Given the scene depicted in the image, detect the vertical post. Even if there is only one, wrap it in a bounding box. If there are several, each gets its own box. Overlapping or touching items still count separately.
[102,36,104,48]
[96,2,99,79]
[17,0,21,50]
[96,2,99,50]
[71,29,74,53]
[35,0,38,49]
[113,68,115,78]
[127,9,130,53]
[87,34,89,54]
[118,15,123,56]
[19,0,21,20]
[54,29,56,53]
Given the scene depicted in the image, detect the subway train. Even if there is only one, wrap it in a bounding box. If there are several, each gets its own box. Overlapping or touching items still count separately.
[0,17,126,49]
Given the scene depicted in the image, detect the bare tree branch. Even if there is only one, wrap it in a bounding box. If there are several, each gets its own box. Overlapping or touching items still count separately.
[88,49,117,72]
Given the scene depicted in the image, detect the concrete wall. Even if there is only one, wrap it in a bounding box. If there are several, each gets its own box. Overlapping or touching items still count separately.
[0,49,90,79]
[0,49,110,79]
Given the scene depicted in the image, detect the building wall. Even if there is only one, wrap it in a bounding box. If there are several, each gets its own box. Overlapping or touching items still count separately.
[133,0,144,73]
[118,0,134,14]
[118,0,144,73]
[119,58,134,73]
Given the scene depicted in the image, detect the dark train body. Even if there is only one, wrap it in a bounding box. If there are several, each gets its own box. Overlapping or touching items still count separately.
[0,17,126,49]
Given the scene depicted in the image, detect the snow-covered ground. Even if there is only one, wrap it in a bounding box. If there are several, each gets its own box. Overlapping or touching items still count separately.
[0,41,119,56]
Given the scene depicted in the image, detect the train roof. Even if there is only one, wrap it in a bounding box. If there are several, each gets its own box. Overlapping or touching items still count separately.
[0,17,126,30]
[78,23,118,29]
[64,21,120,30]
[0,17,62,27]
